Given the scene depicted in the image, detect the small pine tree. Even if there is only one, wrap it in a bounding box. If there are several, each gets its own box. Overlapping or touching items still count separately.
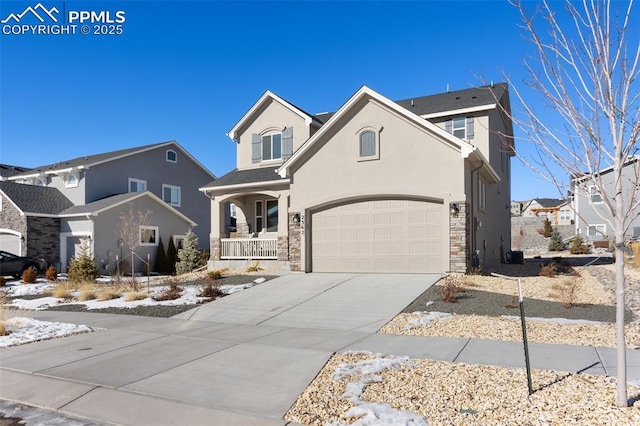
[569,235,590,254]
[176,229,201,275]
[155,237,168,274]
[68,238,100,282]
[166,237,177,274]
[542,218,553,238]
[548,228,565,251]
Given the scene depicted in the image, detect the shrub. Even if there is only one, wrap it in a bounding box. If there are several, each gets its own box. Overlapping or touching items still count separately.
[153,278,183,301]
[542,218,553,238]
[246,261,263,273]
[155,237,168,274]
[68,239,100,282]
[166,237,177,274]
[176,230,202,275]
[0,276,6,287]
[548,229,565,251]
[569,235,590,254]
[124,291,149,302]
[77,290,97,301]
[629,241,640,268]
[45,265,57,281]
[539,263,557,277]
[208,269,224,280]
[96,287,122,301]
[21,266,37,283]
[439,275,464,303]
[558,278,578,309]
[198,276,224,300]
[53,282,74,299]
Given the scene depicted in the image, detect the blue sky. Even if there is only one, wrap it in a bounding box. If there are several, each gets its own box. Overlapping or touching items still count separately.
[1,0,569,200]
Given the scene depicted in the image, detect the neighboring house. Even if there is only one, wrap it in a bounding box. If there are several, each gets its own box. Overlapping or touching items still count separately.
[58,192,196,274]
[0,181,74,258]
[572,157,640,242]
[521,198,568,225]
[511,200,525,216]
[0,164,30,180]
[202,83,514,273]
[3,141,214,271]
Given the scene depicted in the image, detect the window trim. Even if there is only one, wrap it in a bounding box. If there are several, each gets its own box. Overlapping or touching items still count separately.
[266,199,278,233]
[162,184,181,207]
[255,200,263,233]
[139,226,159,246]
[588,185,603,204]
[64,172,79,188]
[587,224,606,237]
[172,234,186,250]
[261,132,283,162]
[166,149,177,163]
[478,178,487,212]
[356,126,381,162]
[128,178,147,193]
[452,117,466,138]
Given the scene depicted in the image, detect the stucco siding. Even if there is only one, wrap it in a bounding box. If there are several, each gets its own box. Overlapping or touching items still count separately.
[236,100,310,170]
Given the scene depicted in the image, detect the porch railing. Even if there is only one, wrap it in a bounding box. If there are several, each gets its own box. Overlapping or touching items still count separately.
[220,238,278,260]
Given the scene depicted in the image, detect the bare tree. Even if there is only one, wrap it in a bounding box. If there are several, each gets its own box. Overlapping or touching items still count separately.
[503,0,639,406]
[117,204,152,287]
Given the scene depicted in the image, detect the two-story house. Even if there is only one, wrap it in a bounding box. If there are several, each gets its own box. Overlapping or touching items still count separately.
[201,84,514,273]
[572,157,640,242]
[1,141,215,272]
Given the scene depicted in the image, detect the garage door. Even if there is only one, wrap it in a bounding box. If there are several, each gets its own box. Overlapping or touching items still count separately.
[0,232,21,255]
[311,199,444,273]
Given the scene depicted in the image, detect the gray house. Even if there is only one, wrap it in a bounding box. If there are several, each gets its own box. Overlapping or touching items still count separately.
[572,157,640,242]
[0,181,73,258]
[202,83,514,273]
[3,141,215,272]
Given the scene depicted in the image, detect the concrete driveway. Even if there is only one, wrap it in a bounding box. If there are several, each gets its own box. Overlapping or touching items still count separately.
[1,273,441,425]
[174,273,442,332]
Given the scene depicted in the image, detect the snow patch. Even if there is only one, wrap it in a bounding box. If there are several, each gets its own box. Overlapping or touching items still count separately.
[0,317,92,348]
[408,311,453,327]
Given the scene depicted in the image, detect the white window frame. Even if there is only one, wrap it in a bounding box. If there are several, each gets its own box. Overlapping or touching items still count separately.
[128,178,147,193]
[587,224,606,237]
[261,133,282,161]
[588,185,603,204]
[478,178,487,212]
[162,184,181,207]
[266,199,278,233]
[452,117,466,139]
[139,226,159,246]
[229,203,237,219]
[254,199,278,234]
[166,149,177,163]
[173,234,186,250]
[255,200,263,233]
[65,172,79,188]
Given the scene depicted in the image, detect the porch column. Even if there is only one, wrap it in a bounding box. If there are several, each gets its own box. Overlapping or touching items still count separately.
[449,201,469,273]
[236,207,249,237]
[210,197,223,260]
[277,195,288,261]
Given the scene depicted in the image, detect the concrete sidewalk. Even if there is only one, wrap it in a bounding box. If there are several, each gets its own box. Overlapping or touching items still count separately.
[1,273,639,425]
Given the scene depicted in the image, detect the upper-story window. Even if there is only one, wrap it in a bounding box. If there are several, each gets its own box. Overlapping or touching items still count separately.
[357,126,381,162]
[65,173,79,188]
[166,149,177,163]
[129,178,147,193]
[262,133,282,161]
[162,184,181,207]
[252,127,293,163]
[446,117,474,140]
[588,185,603,204]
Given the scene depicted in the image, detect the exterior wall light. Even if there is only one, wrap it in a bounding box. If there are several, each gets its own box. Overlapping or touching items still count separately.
[450,203,459,216]
[292,213,300,224]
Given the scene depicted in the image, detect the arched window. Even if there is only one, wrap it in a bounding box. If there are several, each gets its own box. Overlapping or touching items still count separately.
[359,130,376,157]
[166,149,177,163]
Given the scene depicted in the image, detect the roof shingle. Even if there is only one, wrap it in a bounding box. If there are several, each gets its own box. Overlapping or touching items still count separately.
[0,181,74,215]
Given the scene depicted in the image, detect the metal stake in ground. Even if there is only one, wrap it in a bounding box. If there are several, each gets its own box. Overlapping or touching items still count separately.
[491,272,534,395]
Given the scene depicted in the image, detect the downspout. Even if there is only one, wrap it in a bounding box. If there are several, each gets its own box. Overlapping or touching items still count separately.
[470,160,484,270]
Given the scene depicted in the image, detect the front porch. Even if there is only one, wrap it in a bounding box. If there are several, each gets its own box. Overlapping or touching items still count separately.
[220,237,278,259]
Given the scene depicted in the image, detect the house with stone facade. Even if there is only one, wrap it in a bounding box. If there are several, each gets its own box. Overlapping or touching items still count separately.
[202,83,514,273]
[1,142,214,272]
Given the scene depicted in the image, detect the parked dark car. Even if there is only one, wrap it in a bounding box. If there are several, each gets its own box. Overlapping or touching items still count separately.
[0,250,47,278]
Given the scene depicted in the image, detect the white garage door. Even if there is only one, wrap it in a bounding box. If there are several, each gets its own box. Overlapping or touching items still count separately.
[311,199,444,273]
[0,232,21,255]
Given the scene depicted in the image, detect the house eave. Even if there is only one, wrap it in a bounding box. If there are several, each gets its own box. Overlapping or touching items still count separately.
[200,179,290,193]
[420,103,496,119]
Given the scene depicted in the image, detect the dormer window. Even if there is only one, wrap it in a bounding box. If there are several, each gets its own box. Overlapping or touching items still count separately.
[166,149,177,163]
[262,133,282,161]
[65,173,79,188]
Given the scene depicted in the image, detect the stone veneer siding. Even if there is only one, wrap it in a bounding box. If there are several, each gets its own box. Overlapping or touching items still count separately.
[0,200,27,255]
[449,201,469,273]
[26,217,61,262]
[288,213,301,271]
[210,236,221,260]
[277,236,288,262]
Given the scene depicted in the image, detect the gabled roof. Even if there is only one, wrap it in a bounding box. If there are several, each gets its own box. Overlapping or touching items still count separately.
[395,83,508,117]
[58,191,197,226]
[0,181,74,216]
[201,167,288,191]
[529,198,567,208]
[8,141,215,180]
[278,86,500,183]
[227,91,324,142]
[572,156,640,182]
[0,164,30,179]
